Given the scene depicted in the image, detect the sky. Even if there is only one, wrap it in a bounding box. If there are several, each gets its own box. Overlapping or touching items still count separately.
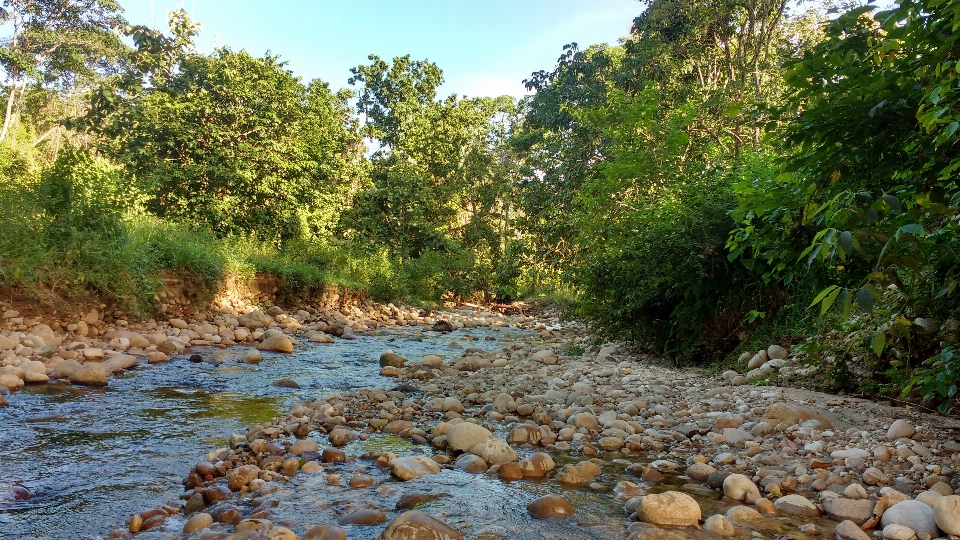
[116,0,643,99]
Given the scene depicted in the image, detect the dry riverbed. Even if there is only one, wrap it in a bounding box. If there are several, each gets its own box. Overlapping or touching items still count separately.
[2,300,960,540]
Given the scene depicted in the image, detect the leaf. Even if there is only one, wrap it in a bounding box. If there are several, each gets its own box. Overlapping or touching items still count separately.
[838,230,853,255]
[856,286,875,312]
[840,289,853,319]
[871,331,886,356]
[821,286,842,316]
[898,223,925,236]
[809,285,839,308]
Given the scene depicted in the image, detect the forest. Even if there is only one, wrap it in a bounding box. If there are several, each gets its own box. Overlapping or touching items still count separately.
[1,0,959,410]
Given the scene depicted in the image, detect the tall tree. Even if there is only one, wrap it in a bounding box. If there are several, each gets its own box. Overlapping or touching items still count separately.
[0,0,126,141]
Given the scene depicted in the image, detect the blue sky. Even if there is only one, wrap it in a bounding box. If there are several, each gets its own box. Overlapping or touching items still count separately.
[117,0,643,99]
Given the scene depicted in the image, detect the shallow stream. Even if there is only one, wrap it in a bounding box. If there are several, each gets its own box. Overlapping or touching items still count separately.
[0,326,840,539]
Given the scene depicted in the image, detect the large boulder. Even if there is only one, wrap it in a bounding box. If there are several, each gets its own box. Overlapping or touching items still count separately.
[379,510,463,540]
[824,497,875,525]
[258,335,293,353]
[527,495,574,519]
[879,500,938,539]
[389,456,442,481]
[468,438,517,465]
[380,351,407,368]
[934,495,960,535]
[102,354,139,374]
[238,310,273,329]
[446,422,493,452]
[69,363,109,386]
[635,491,702,527]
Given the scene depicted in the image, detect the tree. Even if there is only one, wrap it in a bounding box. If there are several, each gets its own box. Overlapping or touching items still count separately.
[84,12,366,242]
[0,0,126,141]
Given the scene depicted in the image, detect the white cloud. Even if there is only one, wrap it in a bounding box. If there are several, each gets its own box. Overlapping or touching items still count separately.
[443,73,531,100]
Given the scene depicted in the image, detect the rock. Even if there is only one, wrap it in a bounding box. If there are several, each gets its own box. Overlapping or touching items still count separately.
[183,513,213,534]
[272,378,300,389]
[880,500,938,539]
[304,525,347,540]
[169,318,189,329]
[102,354,139,373]
[147,352,169,364]
[380,351,407,368]
[824,497,875,525]
[498,463,523,481]
[767,344,789,359]
[933,495,960,535]
[243,350,261,364]
[519,453,555,478]
[328,428,357,446]
[454,453,488,473]
[774,494,819,517]
[882,524,920,539]
[322,448,346,463]
[446,422,493,452]
[762,402,832,429]
[572,412,599,430]
[258,335,293,353]
[69,364,108,386]
[380,510,463,540]
[686,463,716,481]
[291,440,319,455]
[389,456,442,481]
[725,505,763,521]
[555,464,594,486]
[157,340,178,354]
[431,321,454,333]
[887,419,916,440]
[527,495,574,519]
[338,509,387,526]
[228,465,260,491]
[835,520,873,540]
[723,474,760,502]
[507,424,542,445]
[239,310,272,329]
[747,354,766,370]
[863,467,892,486]
[703,514,736,536]
[636,491,702,527]
[468,437,517,465]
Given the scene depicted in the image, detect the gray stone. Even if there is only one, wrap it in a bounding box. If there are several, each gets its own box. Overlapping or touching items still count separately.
[879,500,938,539]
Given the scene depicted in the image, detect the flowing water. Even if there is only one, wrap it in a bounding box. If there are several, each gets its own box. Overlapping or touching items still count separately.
[0,326,840,540]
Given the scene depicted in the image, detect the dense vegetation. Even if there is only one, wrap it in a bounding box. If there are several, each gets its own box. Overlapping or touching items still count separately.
[1,0,959,409]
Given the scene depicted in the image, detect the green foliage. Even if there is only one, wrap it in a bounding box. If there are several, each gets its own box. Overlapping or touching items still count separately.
[37,148,134,244]
[728,0,960,374]
[905,345,959,413]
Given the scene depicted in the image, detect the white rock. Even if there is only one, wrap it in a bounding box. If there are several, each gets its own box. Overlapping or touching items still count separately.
[880,500,938,539]
[447,422,493,452]
[887,419,916,440]
[933,495,960,535]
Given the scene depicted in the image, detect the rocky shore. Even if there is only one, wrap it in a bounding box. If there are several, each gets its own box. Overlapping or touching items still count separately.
[4,298,960,540]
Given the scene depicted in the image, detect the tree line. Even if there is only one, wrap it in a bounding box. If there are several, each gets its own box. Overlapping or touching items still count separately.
[1,0,959,409]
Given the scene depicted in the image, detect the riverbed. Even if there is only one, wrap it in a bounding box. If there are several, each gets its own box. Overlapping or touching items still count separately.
[0,328,515,539]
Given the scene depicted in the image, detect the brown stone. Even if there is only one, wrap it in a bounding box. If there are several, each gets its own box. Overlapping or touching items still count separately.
[321,448,346,463]
[498,463,523,481]
[183,513,213,534]
[527,494,575,519]
[380,510,463,540]
[337,508,387,526]
[228,465,260,491]
[349,474,375,488]
[217,508,243,525]
[304,524,347,540]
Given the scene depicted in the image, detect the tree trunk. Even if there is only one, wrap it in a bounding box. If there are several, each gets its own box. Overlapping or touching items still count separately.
[0,73,22,142]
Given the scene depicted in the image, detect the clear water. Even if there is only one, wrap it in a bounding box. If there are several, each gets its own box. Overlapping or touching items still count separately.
[0,328,514,539]
[0,326,839,540]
